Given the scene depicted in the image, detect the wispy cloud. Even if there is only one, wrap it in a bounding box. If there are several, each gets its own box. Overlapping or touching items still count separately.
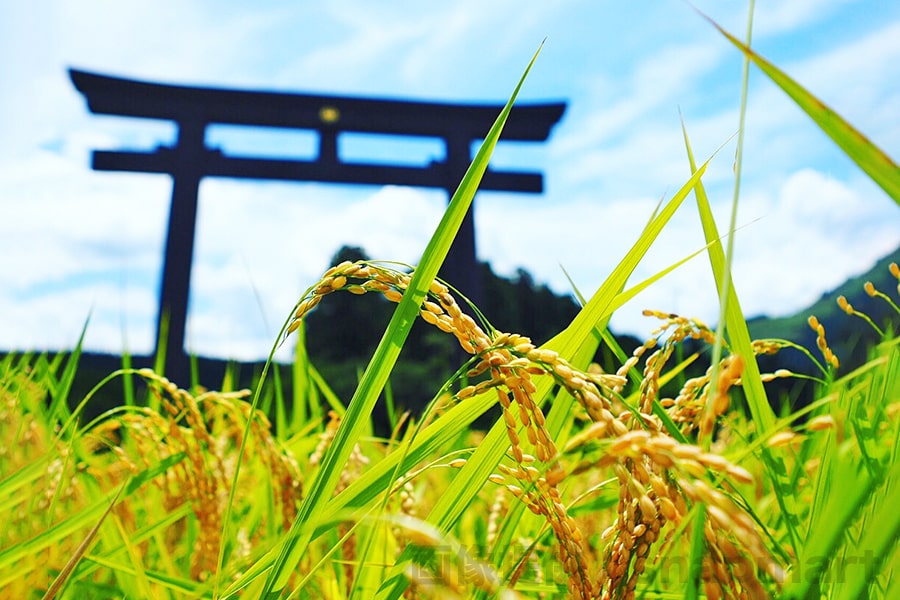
[753,0,861,37]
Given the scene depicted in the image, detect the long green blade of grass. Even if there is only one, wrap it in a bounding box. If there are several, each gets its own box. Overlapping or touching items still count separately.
[680,117,802,555]
[41,481,128,600]
[780,451,881,600]
[835,464,900,600]
[0,452,186,586]
[257,44,546,598]
[700,11,900,207]
[72,554,206,597]
[69,503,193,584]
[46,318,89,423]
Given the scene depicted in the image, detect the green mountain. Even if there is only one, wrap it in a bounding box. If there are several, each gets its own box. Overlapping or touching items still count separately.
[747,244,900,375]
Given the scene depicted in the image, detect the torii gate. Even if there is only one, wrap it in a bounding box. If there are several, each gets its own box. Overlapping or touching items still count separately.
[70,68,565,383]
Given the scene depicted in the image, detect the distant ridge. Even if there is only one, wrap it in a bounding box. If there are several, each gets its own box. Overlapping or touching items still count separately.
[747,243,900,375]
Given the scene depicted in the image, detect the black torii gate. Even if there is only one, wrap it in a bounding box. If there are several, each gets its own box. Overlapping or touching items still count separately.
[70,67,565,383]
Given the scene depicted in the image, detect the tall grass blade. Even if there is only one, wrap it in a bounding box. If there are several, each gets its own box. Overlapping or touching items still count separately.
[700,10,900,207]
[46,318,89,423]
[781,452,880,599]
[68,504,192,584]
[259,43,546,598]
[680,117,801,553]
[835,462,900,600]
[150,310,169,411]
[292,323,313,427]
[120,349,135,407]
[0,453,185,586]
[684,505,707,600]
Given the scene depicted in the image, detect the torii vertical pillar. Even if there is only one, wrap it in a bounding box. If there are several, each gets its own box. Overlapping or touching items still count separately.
[442,131,481,310]
[157,119,205,379]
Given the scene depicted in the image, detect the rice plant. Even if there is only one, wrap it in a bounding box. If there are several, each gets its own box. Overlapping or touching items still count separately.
[2,7,899,600]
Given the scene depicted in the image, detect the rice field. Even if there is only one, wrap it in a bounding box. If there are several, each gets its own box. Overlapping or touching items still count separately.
[3,8,900,600]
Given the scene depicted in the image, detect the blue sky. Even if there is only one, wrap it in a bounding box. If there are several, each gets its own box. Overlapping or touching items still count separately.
[2,1,899,361]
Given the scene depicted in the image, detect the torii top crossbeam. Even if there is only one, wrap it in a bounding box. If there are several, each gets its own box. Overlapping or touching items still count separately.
[70,67,565,383]
[71,68,563,140]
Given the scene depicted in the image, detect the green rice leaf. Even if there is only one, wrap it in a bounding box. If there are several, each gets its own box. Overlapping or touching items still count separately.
[41,482,127,600]
[46,317,89,423]
[834,462,900,600]
[74,554,205,597]
[780,452,880,599]
[679,120,773,430]
[0,453,185,587]
[259,42,546,599]
[681,117,802,553]
[70,503,193,584]
[701,11,900,207]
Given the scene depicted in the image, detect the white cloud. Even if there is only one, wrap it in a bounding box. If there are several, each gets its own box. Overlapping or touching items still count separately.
[557,40,725,154]
[0,276,158,354]
[0,154,168,287]
[177,181,447,358]
[734,169,900,311]
[753,0,860,36]
[55,2,277,85]
[478,165,900,342]
[271,0,565,99]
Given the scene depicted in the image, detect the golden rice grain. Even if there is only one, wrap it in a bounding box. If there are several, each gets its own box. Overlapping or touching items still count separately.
[433,316,455,334]
[384,289,404,303]
[329,274,347,290]
[707,505,735,530]
[659,496,679,521]
[419,309,439,326]
[726,464,754,485]
[837,295,853,315]
[806,414,836,431]
[638,494,657,520]
[766,431,799,448]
